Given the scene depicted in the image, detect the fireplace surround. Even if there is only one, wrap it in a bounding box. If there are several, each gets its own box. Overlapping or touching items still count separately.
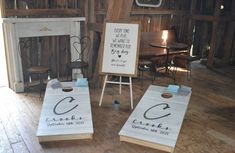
[3,17,85,92]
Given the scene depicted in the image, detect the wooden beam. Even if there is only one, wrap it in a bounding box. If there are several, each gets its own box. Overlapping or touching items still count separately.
[91,0,133,86]
[88,0,96,78]
[5,8,81,17]
[106,0,133,20]
[96,9,235,22]
[191,15,218,21]
[191,15,235,22]
[221,0,235,65]
[207,0,223,68]
[96,8,190,16]
[87,22,103,32]
[187,0,196,46]
[131,9,189,16]
[0,0,6,17]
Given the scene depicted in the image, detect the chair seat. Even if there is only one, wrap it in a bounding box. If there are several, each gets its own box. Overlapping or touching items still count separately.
[138,60,152,71]
[26,66,50,98]
[173,54,199,81]
[66,61,89,80]
[27,66,50,73]
[187,55,200,62]
[68,61,88,68]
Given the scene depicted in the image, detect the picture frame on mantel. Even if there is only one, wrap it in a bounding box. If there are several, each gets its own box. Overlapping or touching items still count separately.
[99,20,140,77]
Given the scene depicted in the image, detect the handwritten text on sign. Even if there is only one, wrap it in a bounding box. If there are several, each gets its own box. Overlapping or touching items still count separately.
[102,22,139,76]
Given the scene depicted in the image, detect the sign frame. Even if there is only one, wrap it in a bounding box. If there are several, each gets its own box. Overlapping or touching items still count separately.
[99,20,140,77]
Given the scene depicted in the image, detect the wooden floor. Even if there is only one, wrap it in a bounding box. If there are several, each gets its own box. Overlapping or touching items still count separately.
[1,61,235,153]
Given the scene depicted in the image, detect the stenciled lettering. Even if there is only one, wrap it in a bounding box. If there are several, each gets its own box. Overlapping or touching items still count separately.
[53,96,78,115]
[143,103,171,120]
[132,119,169,130]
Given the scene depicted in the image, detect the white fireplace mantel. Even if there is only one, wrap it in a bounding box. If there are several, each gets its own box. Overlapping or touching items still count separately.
[3,17,85,92]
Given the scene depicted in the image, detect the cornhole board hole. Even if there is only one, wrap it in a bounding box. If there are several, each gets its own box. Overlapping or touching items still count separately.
[37,82,93,142]
[119,85,191,153]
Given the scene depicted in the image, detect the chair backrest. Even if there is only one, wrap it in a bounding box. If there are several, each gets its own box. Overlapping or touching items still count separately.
[70,36,91,62]
[19,38,52,66]
[18,39,32,66]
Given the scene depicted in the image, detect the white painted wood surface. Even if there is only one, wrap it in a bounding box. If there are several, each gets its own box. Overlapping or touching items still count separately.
[37,82,93,142]
[119,85,191,152]
[2,17,85,92]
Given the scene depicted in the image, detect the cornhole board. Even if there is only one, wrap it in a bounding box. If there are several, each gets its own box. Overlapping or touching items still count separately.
[37,82,93,142]
[119,85,191,153]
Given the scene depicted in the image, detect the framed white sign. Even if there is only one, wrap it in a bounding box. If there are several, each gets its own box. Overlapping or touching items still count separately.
[100,21,140,77]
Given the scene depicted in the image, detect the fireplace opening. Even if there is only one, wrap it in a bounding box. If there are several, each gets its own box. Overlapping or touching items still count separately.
[19,36,70,83]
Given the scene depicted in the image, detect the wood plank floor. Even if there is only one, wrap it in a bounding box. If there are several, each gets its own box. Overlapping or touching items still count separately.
[0,61,235,153]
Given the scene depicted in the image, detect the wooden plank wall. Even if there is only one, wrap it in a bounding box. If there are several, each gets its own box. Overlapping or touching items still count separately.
[91,0,235,69]
[3,0,88,81]
[2,0,235,82]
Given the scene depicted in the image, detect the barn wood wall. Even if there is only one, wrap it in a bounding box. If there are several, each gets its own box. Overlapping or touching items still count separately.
[2,0,235,81]
[93,0,235,67]
[3,0,88,80]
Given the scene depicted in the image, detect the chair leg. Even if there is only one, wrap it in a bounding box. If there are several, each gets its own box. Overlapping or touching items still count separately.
[70,68,73,81]
[82,67,88,79]
[66,66,70,81]
[39,73,43,98]
[151,62,156,81]
[141,70,144,89]
[150,62,155,83]
[189,62,192,80]
[187,62,191,81]
[172,66,177,84]
[138,68,140,79]
[26,73,30,95]
[86,68,89,79]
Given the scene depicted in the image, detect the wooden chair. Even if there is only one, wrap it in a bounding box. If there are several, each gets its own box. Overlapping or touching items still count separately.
[138,32,162,84]
[66,36,91,80]
[173,53,199,80]
[139,31,182,81]
[19,39,50,97]
[138,59,154,87]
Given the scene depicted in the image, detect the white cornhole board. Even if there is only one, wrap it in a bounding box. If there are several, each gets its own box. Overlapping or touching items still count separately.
[119,85,191,153]
[37,82,93,142]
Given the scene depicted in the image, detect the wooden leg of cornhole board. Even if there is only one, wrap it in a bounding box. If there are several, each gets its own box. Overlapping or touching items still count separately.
[120,136,174,153]
[99,74,108,106]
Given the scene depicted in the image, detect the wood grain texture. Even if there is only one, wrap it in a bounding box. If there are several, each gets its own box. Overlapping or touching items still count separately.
[207,0,223,68]
[0,0,6,17]
[0,62,235,153]
[6,8,81,17]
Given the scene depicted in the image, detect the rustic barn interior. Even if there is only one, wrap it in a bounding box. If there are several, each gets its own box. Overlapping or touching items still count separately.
[0,0,235,153]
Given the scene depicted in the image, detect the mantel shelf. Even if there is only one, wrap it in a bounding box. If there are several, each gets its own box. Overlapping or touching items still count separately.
[6,8,81,17]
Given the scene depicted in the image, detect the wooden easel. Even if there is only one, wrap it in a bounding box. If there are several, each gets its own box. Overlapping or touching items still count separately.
[98,21,140,110]
[99,75,133,109]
